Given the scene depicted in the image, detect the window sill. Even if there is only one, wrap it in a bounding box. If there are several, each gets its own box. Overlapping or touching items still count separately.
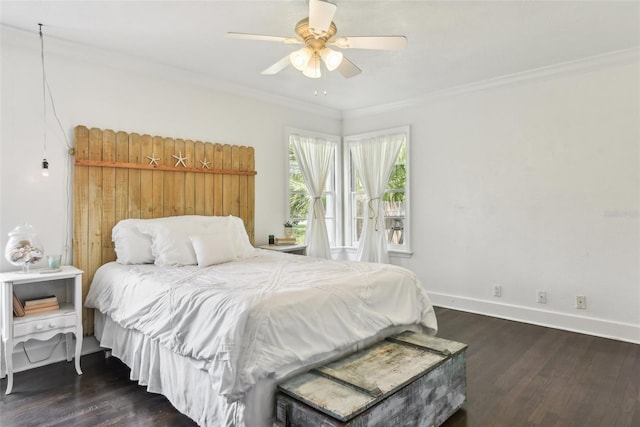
[388,249,412,258]
[330,246,412,259]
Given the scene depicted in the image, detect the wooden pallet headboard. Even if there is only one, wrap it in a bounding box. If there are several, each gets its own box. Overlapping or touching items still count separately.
[73,125,256,335]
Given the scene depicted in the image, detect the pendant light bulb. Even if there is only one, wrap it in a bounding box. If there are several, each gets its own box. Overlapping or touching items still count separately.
[41,158,49,176]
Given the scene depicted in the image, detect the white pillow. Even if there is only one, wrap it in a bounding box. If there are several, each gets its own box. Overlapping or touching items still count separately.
[112,219,154,264]
[190,230,237,267]
[114,215,254,266]
[227,216,256,259]
[138,219,211,266]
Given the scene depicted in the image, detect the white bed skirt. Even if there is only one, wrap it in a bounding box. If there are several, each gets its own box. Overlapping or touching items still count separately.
[94,311,424,427]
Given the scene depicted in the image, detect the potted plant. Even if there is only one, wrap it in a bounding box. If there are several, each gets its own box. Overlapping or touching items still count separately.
[283,220,296,238]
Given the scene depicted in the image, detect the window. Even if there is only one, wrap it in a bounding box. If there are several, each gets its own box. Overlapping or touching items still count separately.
[344,127,410,253]
[286,129,340,245]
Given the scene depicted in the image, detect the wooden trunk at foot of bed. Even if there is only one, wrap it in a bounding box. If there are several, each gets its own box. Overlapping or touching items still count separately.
[73,125,256,336]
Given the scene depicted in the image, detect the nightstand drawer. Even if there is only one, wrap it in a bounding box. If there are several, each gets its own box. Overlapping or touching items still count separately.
[14,313,76,338]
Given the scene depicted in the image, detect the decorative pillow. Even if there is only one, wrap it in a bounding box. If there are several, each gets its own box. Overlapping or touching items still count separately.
[138,218,210,266]
[112,219,154,264]
[190,229,238,267]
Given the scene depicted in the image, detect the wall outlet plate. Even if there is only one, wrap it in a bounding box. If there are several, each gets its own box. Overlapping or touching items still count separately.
[493,284,502,297]
[537,290,547,304]
[576,295,587,309]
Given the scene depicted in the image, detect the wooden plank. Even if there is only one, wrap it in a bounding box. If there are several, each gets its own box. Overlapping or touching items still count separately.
[73,159,256,175]
[114,132,129,225]
[127,134,141,218]
[72,126,90,335]
[140,134,153,219]
[229,145,240,217]
[239,146,249,224]
[174,138,186,216]
[313,366,382,398]
[213,143,223,215]
[204,143,215,216]
[152,136,164,218]
[222,144,232,215]
[184,140,195,215]
[87,128,104,335]
[101,129,116,264]
[194,141,205,215]
[247,147,255,244]
[387,331,467,356]
[163,137,176,217]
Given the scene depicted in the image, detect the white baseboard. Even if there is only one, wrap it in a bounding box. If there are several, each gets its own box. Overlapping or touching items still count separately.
[429,292,640,344]
[3,334,103,376]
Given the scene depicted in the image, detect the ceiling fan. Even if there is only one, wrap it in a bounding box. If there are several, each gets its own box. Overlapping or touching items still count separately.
[225,0,407,79]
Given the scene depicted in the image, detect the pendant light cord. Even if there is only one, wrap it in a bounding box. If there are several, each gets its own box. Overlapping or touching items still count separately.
[39,24,47,158]
[39,23,74,265]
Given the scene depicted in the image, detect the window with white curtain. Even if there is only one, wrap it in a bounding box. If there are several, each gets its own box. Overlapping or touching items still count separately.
[344,126,410,254]
[286,128,340,246]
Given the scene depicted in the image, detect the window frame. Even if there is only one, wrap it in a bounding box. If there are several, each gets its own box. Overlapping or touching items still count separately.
[343,125,411,255]
[285,127,342,247]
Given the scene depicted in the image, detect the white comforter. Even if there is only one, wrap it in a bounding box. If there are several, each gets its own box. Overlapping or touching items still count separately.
[85,250,437,400]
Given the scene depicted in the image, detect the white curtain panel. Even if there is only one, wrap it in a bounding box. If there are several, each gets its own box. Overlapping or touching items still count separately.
[291,135,336,259]
[350,133,405,263]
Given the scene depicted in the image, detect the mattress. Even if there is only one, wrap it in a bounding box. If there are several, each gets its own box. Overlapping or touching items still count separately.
[86,250,438,426]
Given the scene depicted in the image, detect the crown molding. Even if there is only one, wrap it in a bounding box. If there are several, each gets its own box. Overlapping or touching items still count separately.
[0,24,342,121]
[343,47,640,120]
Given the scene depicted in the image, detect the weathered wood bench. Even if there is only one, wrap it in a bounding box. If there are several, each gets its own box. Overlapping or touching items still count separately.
[274,331,467,427]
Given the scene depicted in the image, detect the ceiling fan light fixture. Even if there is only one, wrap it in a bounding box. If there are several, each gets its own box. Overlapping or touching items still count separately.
[290,47,313,71]
[320,47,343,71]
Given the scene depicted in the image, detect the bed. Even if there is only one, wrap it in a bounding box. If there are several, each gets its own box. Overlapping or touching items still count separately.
[73,126,437,427]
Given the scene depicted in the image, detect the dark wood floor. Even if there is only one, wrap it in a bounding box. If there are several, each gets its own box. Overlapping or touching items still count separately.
[1,307,638,426]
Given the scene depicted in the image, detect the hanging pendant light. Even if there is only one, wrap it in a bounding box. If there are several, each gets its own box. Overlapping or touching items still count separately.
[41,159,49,176]
[39,23,49,176]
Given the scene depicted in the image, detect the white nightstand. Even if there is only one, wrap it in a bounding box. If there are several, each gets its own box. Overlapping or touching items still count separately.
[259,244,307,256]
[0,266,83,394]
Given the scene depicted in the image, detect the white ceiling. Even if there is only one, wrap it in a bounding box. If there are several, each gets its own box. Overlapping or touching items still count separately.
[1,0,639,112]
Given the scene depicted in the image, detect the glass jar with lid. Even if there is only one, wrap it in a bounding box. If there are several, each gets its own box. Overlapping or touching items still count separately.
[5,223,44,273]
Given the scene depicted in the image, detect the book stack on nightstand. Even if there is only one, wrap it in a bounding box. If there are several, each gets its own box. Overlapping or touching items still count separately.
[275,237,296,246]
[22,295,60,315]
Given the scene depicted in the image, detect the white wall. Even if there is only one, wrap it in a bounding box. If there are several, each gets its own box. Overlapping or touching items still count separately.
[0,26,341,272]
[2,26,637,344]
[344,53,640,343]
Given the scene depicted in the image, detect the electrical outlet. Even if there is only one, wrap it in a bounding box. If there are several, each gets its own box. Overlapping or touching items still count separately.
[493,284,502,297]
[576,295,587,310]
[537,290,547,304]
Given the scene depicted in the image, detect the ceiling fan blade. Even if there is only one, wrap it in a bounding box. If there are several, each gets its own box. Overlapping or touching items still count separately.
[261,55,291,75]
[336,56,361,78]
[225,32,300,44]
[309,0,337,35]
[331,36,408,50]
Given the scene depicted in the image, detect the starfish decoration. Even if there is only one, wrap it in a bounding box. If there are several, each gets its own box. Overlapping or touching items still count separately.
[145,153,160,166]
[172,151,188,167]
[200,158,211,169]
